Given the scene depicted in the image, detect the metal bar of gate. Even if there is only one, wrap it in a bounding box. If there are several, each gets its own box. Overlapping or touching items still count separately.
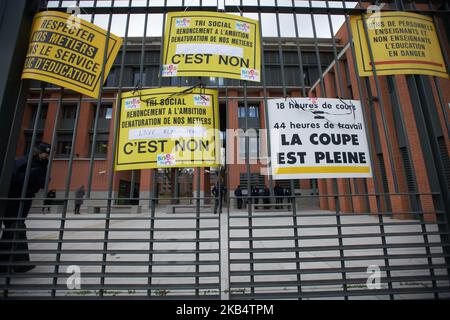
[148,0,168,297]
[359,3,401,195]
[308,0,349,299]
[87,0,113,198]
[274,0,302,299]
[238,0,254,297]
[100,0,123,298]
[341,0,395,299]
[132,0,151,207]
[325,0,355,215]
[326,0,353,300]
[51,94,83,298]
[391,0,437,299]
[196,2,203,297]
[289,0,309,299]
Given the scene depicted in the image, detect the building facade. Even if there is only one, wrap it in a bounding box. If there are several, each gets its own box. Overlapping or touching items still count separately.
[20,37,338,205]
[18,9,450,221]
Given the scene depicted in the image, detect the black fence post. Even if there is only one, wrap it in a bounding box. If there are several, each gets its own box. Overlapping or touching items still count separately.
[0,0,40,223]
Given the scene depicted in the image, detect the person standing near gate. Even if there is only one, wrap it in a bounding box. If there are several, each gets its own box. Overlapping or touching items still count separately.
[251,186,259,209]
[220,184,227,212]
[74,185,85,215]
[234,185,243,209]
[274,183,284,209]
[0,142,50,273]
[262,185,271,210]
[285,187,292,203]
[212,184,217,214]
[42,189,56,213]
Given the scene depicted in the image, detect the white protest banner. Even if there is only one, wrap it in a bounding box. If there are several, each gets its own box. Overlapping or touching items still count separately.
[267,98,373,179]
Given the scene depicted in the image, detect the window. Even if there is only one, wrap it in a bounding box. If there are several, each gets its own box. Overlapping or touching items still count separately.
[283,51,299,65]
[309,179,318,192]
[99,104,113,120]
[133,68,146,87]
[284,66,302,86]
[56,136,73,158]
[28,104,48,130]
[145,51,160,64]
[29,104,48,122]
[265,65,281,86]
[89,133,109,158]
[278,179,300,189]
[238,105,260,129]
[302,68,310,86]
[91,104,112,132]
[238,105,259,119]
[104,107,113,120]
[239,173,265,191]
[239,130,259,159]
[106,68,116,87]
[23,133,43,156]
[145,66,160,86]
[59,104,78,130]
[62,104,77,119]
[209,77,224,86]
[238,104,261,159]
[91,105,110,158]
[90,140,108,158]
[264,51,280,64]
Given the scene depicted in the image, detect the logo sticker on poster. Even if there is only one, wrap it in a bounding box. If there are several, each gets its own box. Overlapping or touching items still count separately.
[193,95,211,107]
[157,154,176,166]
[176,18,191,28]
[22,11,123,98]
[124,97,141,110]
[162,64,179,76]
[241,68,259,81]
[267,98,373,179]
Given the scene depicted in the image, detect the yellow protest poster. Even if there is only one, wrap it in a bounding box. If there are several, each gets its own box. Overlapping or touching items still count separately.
[115,88,221,171]
[351,12,448,78]
[22,11,123,98]
[162,11,261,82]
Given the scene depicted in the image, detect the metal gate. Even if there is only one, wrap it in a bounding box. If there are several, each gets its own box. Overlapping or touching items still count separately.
[0,0,450,300]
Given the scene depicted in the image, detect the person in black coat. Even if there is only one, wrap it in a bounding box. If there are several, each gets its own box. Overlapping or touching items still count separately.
[212,184,226,214]
[42,189,56,213]
[285,187,292,203]
[219,184,227,212]
[251,186,259,209]
[274,183,284,209]
[212,185,219,214]
[0,143,51,273]
[234,185,243,209]
[262,186,271,210]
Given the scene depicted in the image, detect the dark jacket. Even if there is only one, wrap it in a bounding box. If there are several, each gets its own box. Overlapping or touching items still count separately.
[44,190,56,205]
[274,185,284,196]
[262,187,271,204]
[212,186,219,199]
[9,156,48,198]
[75,187,85,205]
[5,155,48,219]
[212,186,226,200]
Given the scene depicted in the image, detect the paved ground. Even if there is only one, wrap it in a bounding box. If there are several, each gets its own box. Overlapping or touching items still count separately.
[1,206,449,299]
